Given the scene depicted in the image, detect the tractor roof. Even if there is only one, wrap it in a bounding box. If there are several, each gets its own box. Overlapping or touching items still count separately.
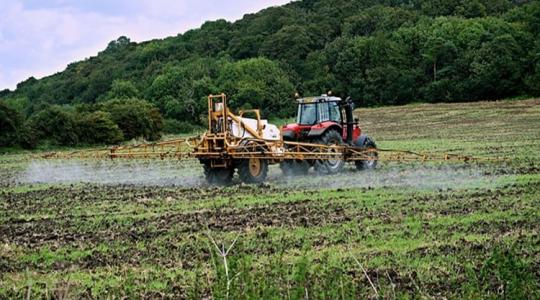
[296,94,342,103]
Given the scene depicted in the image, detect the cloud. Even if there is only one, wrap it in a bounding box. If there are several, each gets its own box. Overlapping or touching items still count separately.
[0,0,291,90]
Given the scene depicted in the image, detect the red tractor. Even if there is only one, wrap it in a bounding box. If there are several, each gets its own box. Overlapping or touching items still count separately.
[281,94,377,175]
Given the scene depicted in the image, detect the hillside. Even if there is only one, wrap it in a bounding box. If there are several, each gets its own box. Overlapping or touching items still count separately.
[1,0,539,148]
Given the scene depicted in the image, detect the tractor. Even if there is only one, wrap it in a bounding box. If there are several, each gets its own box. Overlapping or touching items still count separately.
[281,94,377,175]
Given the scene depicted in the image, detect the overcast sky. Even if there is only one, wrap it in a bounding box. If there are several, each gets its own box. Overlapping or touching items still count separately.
[0,0,291,90]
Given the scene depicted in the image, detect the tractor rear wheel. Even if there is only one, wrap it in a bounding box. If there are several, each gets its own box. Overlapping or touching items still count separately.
[238,158,268,184]
[355,136,378,170]
[203,163,234,186]
[314,130,345,175]
[280,160,310,176]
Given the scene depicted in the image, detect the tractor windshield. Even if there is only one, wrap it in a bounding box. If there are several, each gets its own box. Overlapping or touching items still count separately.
[297,103,318,125]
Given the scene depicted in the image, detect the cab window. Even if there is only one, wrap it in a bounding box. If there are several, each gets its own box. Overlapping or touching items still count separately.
[318,102,330,122]
[329,102,341,122]
[297,103,317,125]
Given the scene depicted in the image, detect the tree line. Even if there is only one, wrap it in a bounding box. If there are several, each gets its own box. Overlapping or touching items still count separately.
[1,0,539,149]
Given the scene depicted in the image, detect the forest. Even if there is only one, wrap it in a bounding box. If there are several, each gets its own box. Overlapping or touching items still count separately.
[1,0,539,149]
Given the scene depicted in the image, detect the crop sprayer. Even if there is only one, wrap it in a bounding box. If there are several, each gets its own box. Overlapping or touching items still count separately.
[41,94,506,185]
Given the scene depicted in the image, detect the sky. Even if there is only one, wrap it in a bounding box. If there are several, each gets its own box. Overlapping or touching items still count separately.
[0,0,291,90]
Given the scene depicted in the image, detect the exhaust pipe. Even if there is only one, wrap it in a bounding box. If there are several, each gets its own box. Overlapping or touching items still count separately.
[345,97,354,145]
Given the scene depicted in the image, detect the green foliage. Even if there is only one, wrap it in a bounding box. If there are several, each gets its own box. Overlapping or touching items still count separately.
[28,105,79,146]
[415,17,530,101]
[456,0,487,18]
[162,119,201,134]
[105,79,140,100]
[217,58,295,118]
[524,39,540,95]
[16,123,38,149]
[2,96,28,114]
[99,98,163,141]
[76,111,124,144]
[147,57,222,121]
[0,102,22,147]
[259,25,313,68]
[185,20,232,56]
[342,5,418,37]
[302,50,339,95]
[4,98,161,148]
[335,35,415,106]
[104,36,132,53]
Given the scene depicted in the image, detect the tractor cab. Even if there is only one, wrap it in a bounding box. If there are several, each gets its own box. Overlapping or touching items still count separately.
[282,94,361,144]
[296,95,342,125]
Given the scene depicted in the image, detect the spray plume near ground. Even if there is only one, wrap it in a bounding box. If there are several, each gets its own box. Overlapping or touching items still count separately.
[19,159,203,187]
[19,159,500,191]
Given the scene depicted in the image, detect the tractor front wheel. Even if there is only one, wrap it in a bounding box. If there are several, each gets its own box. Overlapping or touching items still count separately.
[238,158,268,184]
[314,130,345,175]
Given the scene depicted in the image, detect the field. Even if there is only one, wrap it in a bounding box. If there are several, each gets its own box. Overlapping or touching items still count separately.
[1,99,539,299]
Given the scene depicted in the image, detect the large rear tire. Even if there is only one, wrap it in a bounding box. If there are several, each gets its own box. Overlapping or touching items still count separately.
[355,136,378,170]
[238,158,268,184]
[203,162,234,186]
[314,130,345,175]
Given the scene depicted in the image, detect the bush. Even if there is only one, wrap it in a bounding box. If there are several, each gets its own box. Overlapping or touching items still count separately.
[76,111,124,144]
[100,98,163,141]
[27,105,79,146]
[11,99,164,148]
[17,123,38,149]
[0,102,21,147]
